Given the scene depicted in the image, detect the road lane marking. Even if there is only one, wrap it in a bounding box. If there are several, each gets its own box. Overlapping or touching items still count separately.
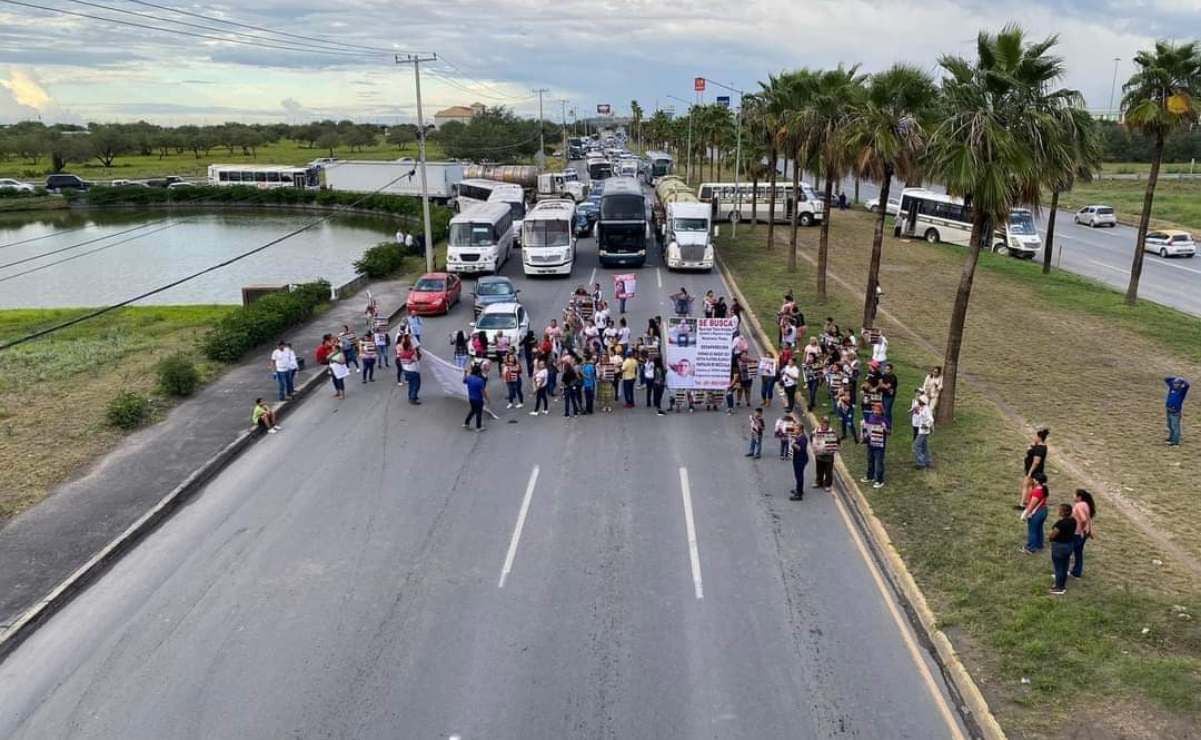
[589,267,596,285]
[498,466,539,588]
[678,467,704,599]
[656,267,662,289]
[1084,258,1126,274]
[828,488,967,739]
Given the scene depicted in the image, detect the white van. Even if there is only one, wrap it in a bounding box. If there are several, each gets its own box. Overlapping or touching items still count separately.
[446,201,515,275]
[522,199,576,276]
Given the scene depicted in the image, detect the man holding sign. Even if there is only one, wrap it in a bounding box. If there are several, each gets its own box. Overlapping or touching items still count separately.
[614,274,636,314]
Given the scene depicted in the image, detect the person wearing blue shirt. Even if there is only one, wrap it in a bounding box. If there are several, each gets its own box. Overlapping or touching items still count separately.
[581,356,597,415]
[463,364,489,431]
[1165,376,1190,446]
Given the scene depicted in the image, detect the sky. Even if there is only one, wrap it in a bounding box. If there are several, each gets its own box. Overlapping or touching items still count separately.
[0,0,1198,126]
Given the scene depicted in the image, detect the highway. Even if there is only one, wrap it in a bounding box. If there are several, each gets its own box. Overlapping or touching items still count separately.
[0,177,965,739]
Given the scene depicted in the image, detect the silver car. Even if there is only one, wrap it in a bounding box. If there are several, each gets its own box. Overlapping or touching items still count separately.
[1144,230,1196,258]
[1073,205,1117,228]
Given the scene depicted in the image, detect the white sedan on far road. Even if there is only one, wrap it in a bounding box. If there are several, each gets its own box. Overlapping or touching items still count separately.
[866,197,899,216]
[0,178,34,193]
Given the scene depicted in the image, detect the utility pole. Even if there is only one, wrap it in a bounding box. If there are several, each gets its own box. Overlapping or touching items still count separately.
[1108,57,1121,122]
[560,99,569,167]
[533,88,550,172]
[396,52,438,273]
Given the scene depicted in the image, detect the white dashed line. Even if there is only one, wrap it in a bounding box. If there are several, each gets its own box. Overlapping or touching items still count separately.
[498,466,540,588]
[678,467,704,599]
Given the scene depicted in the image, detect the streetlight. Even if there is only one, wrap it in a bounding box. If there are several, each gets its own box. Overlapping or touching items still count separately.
[1108,57,1121,122]
[697,76,746,236]
[666,94,694,183]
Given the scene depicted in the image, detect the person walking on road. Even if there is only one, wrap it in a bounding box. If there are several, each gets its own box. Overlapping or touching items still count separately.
[861,403,889,489]
[338,325,360,373]
[651,357,666,415]
[530,359,550,416]
[911,395,934,469]
[759,356,777,408]
[1019,428,1050,510]
[812,416,839,491]
[1020,471,1050,554]
[407,313,424,345]
[504,352,524,409]
[746,406,765,459]
[1165,376,1190,445]
[453,330,470,369]
[597,353,616,413]
[781,356,800,413]
[521,329,537,377]
[1070,489,1096,579]
[374,326,390,368]
[561,356,580,417]
[670,287,692,316]
[790,422,810,501]
[463,363,489,431]
[328,342,349,400]
[269,340,295,401]
[615,278,630,314]
[358,334,377,382]
[252,398,281,434]
[621,351,638,408]
[397,335,422,403]
[1049,503,1077,595]
[775,412,796,460]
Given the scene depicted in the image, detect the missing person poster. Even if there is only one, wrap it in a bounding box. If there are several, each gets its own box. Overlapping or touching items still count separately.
[665,317,735,390]
[614,274,636,299]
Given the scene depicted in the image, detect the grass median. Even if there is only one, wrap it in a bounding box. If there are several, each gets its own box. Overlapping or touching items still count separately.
[717,213,1201,738]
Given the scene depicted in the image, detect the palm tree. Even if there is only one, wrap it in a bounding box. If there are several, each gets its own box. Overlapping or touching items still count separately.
[807,66,865,302]
[630,100,644,150]
[1120,41,1201,304]
[1041,107,1101,274]
[756,73,790,251]
[846,64,938,327]
[777,69,819,273]
[926,25,1077,423]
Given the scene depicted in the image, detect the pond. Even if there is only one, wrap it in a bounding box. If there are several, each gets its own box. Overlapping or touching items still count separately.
[0,209,400,308]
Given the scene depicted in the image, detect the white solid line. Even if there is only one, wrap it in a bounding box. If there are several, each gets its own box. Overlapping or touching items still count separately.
[678,467,704,599]
[589,267,596,285]
[656,266,662,289]
[498,466,540,588]
[1085,258,1126,274]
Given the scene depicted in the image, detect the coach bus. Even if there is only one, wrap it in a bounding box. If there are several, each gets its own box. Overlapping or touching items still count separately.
[597,176,648,267]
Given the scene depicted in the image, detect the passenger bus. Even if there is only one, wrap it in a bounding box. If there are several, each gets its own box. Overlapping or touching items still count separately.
[696,181,824,226]
[521,199,576,276]
[646,151,674,182]
[894,190,1043,258]
[597,176,648,267]
[454,178,526,244]
[587,156,612,181]
[446,201,515,275]
[207,164,320,189]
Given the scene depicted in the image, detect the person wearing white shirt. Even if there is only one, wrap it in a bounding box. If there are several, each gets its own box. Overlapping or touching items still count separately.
[871,333,888,363]
[269,341,294,400]
[911,395,934,469]
[407,313,424,344]
[780,358,801,412]
[405,232,415,251]
[283,342,299,391]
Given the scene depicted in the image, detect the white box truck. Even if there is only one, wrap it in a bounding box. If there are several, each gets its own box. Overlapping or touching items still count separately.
[320,159,463,203]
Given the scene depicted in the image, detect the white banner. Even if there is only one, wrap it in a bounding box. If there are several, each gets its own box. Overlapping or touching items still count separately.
[423,351,499,418]
[665,317,735,390]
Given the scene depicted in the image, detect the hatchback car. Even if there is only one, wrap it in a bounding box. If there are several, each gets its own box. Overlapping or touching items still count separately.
[405,272,462,315]
[1074,205,1117,228]
[0,178,34,193]
[469,301,529,358]
[1144,230,1196,258]
[472,275,519,318]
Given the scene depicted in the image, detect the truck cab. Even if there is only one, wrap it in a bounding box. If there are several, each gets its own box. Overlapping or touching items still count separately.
[663,201,715,271]
[537,172,586,202]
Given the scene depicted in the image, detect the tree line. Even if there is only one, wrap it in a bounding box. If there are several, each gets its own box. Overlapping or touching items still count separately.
[637,27,1201,427]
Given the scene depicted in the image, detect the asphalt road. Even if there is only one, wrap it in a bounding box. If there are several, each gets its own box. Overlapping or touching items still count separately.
[0,175,966,739]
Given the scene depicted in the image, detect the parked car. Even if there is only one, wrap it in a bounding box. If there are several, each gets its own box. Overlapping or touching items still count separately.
[109,179,150,188]
[471,275,519,318]
[44,174,91,192]
[405,272,462,315]
[1144,230,1196,258]
[0,178,34,193]
[166,181,193,190]
[866,197,899,216]
[1073,205,1117,228]
[469,301,530,358]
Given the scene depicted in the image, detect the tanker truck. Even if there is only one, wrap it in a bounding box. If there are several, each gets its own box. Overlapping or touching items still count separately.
[655,175,715,272]
[464,164,585,202]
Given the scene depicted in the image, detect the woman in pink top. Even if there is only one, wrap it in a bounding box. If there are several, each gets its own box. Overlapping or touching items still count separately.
[1070,489,1096,578]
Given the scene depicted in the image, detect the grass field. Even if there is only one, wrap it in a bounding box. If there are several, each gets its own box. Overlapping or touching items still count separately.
[1100,161,1201,175]
[1057,177,1201,235]
[718,211,1201,738]
[0,138,448,183]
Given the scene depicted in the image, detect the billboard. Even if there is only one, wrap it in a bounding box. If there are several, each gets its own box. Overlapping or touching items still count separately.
[694,77,706,92]
[665,317,736,390]
[596,103,612,116]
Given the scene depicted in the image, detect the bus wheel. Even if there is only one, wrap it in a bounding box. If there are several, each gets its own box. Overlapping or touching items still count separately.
[799,212,814,227]
[924,228,940,244]
[994,243,1010,256]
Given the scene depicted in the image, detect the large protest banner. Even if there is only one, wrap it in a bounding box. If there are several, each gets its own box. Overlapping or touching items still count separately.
[665,317,735,390]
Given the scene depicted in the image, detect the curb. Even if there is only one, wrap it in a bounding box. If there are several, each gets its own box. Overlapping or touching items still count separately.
[715,252,1004,740]
[0,300,407,664]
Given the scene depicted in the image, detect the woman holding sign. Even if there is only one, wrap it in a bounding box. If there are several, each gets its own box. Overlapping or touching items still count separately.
[614,275,634,314]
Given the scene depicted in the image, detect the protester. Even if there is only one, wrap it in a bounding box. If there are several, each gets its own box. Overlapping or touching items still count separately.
[774,412,797,460]
[521,329,537,377]
[358,333,377,382]
[651,357,667,415]
[597,352,616,412]
[879,363,898,426]
[812,416,839,491]
[328,341,349,400]
[746,406,765,459]
[803,356,821,411]
[1070,489,1096,579]
[911,395,934,469]
[703,289,717,318]
[714,296,728,318]
[408,313,424,345]
[1049,503,1077,595]
[871,330,888,363]
[836,388,858,443]
[453,330,470,369]
[670,287,692,316]
[643,352,657,406]
[269,340,295,401]
[463,363,489,431]
[338,325,360,372]
[621,350,638,408]
[616,279,630,314]
[921,366,944,413]
[860,402,889,489]
[1020,471,1049,554]
[397,335,422,403]
[315,333,333,367]
[725,368,740,414]
[781,356,800,412]
[581,354,597,414]
[373,326,390,368]
[530,359,550,415]
[503,352,524,408]
[790,421,810,501]
[561,356,581,417]
[618,317,631,353]
[1164,375,1190,445]
[1019,428,1050,510]
[252,398,281,434]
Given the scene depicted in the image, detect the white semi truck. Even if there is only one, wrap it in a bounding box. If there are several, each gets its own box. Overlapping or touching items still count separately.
[655,175,715,271]
[320,160,464,203]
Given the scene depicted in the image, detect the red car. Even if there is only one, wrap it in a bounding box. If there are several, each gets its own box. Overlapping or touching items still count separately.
[405,272,461,316]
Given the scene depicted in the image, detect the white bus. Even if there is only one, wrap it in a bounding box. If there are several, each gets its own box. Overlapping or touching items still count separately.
[207,164,320,189]
[454,178,527,245]
[697,181,824,226]
[521,199,576,276]
[646,151,674,182]
[446,201,515,275]
[894,190,1043,258]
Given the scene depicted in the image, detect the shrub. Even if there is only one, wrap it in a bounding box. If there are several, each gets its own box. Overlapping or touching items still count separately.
[354,241,406,278]
[106,391,151,430]
[201,281,330,363]
[157,353,200,397]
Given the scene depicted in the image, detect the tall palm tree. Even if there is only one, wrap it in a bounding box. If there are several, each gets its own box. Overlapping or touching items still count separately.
[807,66,865,302]
[756,74,790,251]
[1041,107,1101,274]
[778,69,819,273]
[846,63,938,327]
[630,100,644,150]
[1120,41,1201,304]
[927,25,1077,424]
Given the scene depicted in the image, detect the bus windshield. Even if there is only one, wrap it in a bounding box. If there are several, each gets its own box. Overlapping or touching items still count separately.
[1008,211,1037,235]
[525,220,571,247]
[449,223,495,247]
[601,194,645,220]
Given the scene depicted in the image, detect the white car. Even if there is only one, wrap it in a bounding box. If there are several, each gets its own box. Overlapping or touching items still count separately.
[1074,205,1117,228]
[866,197,899,216]
[0,178,34,193]
[110,179,150,188]
[1144,230,1196,258]
[468,301,530,358]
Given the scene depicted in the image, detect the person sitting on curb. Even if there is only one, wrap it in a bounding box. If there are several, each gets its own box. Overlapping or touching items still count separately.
[252,398,281,434]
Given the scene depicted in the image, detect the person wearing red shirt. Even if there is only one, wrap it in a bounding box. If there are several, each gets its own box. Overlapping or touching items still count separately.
[1020,471,1050,554]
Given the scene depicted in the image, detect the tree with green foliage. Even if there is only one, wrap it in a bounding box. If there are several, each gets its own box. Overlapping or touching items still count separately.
[1041,107,1101,275]
[316,131,341,157]
[386,124,417,149]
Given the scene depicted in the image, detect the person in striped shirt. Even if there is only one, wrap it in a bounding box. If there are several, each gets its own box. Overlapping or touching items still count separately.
[811,416,839,491]
[861,402,890,489]
[357,334,377,383]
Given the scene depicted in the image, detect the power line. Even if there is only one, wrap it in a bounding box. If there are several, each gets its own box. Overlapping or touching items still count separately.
[436,54,522,100]
[424,68,536,104]
[0,219,169,271]
[0,172,419,351]
[0,221,181,284]
[0,223,94,251]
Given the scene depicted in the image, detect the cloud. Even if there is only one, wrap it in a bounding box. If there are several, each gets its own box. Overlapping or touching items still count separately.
[0,67,80,123]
